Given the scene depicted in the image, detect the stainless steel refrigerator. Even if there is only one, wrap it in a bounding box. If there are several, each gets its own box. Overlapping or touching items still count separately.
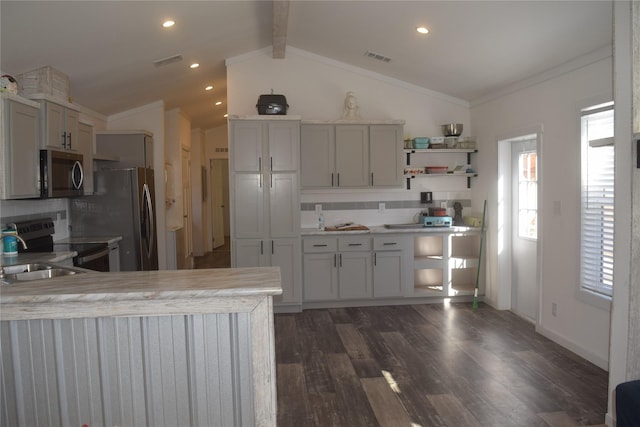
[70,167,158,271]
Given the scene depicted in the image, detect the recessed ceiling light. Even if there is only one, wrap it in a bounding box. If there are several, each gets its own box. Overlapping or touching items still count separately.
[417,26,429,34]
[190,63,199,69]
[205,85,214,91]
[162,20,175,28]
[215,101,222,106]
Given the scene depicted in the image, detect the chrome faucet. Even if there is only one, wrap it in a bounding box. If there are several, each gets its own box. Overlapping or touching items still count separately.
[1,234,28,250]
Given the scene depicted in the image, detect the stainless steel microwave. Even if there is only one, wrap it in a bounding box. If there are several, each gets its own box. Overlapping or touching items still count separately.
[39,150,84,197]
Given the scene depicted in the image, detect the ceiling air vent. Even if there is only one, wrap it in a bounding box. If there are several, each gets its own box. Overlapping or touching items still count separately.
[153,54,184,68]
[365,50,391,63]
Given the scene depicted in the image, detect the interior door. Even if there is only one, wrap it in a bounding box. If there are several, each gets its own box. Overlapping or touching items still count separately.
[211,159,226,248]
[181,148,193,268]
[511,138,538,322]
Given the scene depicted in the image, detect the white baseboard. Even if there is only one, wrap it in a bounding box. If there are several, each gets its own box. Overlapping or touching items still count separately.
[536,324,609,371]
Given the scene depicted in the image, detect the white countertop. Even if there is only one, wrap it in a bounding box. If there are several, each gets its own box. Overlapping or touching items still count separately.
[54,236,123,245]
[0,267,282,321]
[301,225,480,236]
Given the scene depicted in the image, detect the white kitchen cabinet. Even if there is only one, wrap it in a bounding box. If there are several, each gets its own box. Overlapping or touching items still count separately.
[77,122,94,195]
[302,236,373,301]
[38,100,79,151]
[300,124,335,188]
[335,125,369,187]
[303,252,339,301]
[95,131,153,168]
[373,236,406,297]
[230,117,302,311]
[370,125,403,187]
[300,121,404,189]
[0,94,40,199]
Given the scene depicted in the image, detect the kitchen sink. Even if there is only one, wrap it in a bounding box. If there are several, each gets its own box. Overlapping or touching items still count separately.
[0,263,84,285]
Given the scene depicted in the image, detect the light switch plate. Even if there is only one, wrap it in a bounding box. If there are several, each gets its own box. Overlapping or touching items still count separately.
[315,204,322,213]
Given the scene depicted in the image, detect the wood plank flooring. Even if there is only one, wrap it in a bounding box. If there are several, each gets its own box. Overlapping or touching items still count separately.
[193,239,231,269]
[274,303,608,427]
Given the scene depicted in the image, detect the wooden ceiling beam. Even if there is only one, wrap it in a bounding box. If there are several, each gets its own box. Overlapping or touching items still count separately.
[272,0,289,59]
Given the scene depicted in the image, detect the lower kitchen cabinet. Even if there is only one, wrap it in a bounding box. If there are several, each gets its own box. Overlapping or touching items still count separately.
[234,238,301,309]
[372,236,406,298]
[302,235,399,303]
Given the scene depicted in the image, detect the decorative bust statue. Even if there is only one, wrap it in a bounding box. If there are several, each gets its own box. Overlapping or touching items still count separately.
[342,91,361,119]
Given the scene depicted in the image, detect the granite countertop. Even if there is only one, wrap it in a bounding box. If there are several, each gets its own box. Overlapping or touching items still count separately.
[0,267,282,321]
[54,236,123,245]
[301,225,480,236]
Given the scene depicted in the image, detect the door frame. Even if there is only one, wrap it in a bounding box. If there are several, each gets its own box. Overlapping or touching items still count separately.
[496,125,544,324]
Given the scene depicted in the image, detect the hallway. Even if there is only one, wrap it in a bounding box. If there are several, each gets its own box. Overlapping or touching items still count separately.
[193,238,231,269]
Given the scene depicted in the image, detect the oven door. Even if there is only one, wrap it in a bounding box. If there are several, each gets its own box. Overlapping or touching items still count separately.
[73,245,110,272]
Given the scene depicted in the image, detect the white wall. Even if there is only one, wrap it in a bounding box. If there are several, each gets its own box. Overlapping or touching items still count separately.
[107,100,167,270]
[471,55,613,369]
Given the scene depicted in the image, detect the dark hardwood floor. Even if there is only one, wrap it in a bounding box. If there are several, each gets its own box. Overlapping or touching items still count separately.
[274,303,608,427]
[193,239,231,269]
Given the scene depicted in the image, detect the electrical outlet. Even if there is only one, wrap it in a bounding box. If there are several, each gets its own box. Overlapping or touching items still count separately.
[315,204,322,213]
[379,202,385,213]
[552,302,557,316]
[440,201,447,209]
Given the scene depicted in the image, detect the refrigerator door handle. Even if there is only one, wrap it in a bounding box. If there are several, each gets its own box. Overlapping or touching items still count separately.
[143,183,155,259]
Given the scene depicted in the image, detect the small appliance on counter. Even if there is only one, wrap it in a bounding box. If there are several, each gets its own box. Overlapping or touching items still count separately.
[421,216,453,227]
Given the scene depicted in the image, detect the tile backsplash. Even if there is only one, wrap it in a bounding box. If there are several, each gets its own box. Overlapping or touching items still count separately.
[0,198,70,240]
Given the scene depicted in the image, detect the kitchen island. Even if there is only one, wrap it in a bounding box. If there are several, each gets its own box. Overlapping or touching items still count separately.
[0,267,282,427]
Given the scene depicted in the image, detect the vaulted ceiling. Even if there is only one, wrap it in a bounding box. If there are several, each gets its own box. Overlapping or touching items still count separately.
[1,1,613,130]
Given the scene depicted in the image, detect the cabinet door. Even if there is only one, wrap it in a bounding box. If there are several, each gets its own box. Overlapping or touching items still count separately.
[271,238,301,305]
[43,101,65,150]
[77,123,93,195]
[3,101,40,198]
[269,173,299,238]
[303,253,338,301]
[232,174,264,238]
[370,125,403,187]
[338,251,372,299]
[335,125,369,187]
[268,121,298,172]
[231,121,263,172]
[373,251,404,297]
[233,239,267,267]
[64,108,79,151]
[300,125,335,188]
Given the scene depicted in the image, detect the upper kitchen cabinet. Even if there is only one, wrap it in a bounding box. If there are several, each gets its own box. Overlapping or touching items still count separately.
[37,100,79,151]
[0,94,40,199]
[77,122,94,195]
[300,121,404,189]
[232,120,298,173]
[370,124,404,187]
[94,130,153,169]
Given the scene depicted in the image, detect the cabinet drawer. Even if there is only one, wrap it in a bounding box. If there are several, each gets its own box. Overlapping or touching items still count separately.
[338,236,372,252]
[373,236,405,251]
[303,238,337,253]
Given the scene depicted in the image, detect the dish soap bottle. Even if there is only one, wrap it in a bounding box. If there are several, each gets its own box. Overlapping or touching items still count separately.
[318,212,325,231]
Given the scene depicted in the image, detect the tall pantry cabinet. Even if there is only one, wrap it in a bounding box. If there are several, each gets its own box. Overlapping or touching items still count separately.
[229,117,301,311]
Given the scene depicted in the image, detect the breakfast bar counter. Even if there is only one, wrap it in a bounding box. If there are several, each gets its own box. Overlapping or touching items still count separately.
[1,267,282,427]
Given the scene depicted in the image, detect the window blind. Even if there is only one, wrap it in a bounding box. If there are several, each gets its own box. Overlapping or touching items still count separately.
[580,104,614,297]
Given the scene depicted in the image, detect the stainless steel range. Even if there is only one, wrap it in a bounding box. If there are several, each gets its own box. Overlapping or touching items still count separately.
[13,218,110,272]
